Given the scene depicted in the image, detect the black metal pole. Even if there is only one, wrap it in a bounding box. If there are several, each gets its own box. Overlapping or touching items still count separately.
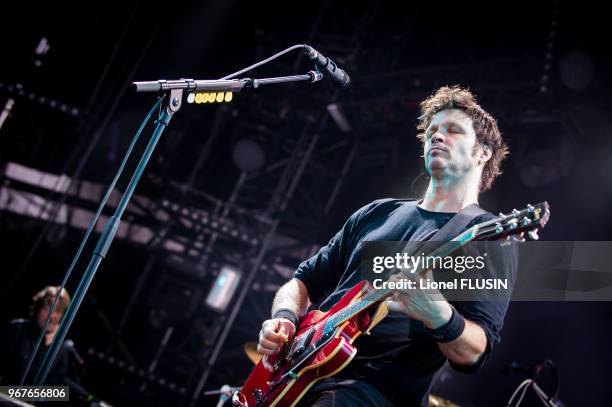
[33,90,182,386]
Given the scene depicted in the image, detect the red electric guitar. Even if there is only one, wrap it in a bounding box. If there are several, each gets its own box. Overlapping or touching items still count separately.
[233,202,550,407]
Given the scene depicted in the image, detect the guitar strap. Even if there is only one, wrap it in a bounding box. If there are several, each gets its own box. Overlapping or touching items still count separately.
[427,202,487,242]
[395,201,487,269]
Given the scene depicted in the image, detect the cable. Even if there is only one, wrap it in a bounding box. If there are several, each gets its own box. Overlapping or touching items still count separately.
[543,359,560,401]
[508,379,532,407]
[532,382,556,407]
[219,44,306,80]
[507,360,561,407]
[19,95,165,385]
[515,380,532,407]
[507,379,533,407]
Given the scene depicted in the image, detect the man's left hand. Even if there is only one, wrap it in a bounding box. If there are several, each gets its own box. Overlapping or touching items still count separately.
[385,270,453,329]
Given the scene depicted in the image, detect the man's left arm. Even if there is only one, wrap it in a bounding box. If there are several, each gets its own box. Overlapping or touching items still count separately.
[388,292,487,366]
[390,240,517,369]
[423,301,487,365]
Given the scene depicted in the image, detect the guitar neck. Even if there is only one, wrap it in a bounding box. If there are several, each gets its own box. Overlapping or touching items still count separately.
[324,227,478,333]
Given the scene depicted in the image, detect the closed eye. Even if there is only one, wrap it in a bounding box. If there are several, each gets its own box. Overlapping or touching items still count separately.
[425,125,438,139]
[448,125,464,134]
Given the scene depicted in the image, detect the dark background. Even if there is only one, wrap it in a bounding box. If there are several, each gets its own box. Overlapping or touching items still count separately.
[1,1,611,405]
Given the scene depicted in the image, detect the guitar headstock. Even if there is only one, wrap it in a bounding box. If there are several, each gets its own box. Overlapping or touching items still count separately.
[475,202,550,241]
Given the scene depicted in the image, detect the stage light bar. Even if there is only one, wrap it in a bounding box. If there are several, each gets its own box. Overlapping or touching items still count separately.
[187,91,234,104]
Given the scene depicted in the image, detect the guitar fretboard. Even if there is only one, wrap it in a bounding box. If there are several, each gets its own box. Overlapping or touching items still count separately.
[322,229,476,334]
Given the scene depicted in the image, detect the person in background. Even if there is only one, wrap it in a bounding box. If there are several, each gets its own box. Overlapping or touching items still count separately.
[0,286,104,405]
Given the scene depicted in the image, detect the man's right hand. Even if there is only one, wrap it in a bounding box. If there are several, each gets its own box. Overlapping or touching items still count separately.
[257,318,296,372]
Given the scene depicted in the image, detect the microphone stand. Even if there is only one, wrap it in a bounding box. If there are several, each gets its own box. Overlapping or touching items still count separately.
[204,384,241,407]
[32,71,322,386]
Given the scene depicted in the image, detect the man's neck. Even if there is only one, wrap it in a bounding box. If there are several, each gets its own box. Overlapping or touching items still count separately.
[419,174,480,213]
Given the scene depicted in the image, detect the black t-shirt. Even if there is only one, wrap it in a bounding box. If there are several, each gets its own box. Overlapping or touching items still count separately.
[294,199,518,406]
[0,319,96,404]
[0,319,72,385]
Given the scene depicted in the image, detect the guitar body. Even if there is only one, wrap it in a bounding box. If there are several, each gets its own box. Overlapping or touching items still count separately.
[234,281,384,407]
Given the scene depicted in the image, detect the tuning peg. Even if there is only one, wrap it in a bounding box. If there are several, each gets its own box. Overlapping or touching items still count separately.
[522,216,532,226]
[510,232,526,242]
[527,204,534,212]
[495,222,503,233]
[512,208,520,216]
[527,230,539,240]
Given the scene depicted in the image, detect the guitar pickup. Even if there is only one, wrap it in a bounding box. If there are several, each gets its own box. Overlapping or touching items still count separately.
[291,329,316,357]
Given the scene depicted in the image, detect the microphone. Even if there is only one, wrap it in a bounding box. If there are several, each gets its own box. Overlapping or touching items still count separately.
[303,45,351,89]
[64,339,84,365]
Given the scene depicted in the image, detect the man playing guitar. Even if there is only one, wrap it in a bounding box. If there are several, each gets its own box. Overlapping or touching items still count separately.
[255,86,518,406]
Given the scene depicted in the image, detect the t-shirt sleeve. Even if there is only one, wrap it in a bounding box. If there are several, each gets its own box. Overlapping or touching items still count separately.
[449,239,519,373]
[293,201,384,305]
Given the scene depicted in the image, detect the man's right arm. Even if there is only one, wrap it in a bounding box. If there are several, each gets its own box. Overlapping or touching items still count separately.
[257,279,310,371]
[271,278,310,319]
[255,200,376,370]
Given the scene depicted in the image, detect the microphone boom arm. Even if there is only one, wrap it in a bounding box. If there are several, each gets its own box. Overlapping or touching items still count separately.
[132,71,323,93]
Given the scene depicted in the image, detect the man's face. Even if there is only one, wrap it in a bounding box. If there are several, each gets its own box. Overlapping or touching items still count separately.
[423,109,480,179]
[35,303,62,335]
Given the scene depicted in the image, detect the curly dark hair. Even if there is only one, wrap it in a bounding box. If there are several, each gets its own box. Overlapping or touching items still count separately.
[416,85,509,191]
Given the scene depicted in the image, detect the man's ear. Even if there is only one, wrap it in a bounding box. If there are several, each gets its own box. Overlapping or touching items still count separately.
[479,144,492,164]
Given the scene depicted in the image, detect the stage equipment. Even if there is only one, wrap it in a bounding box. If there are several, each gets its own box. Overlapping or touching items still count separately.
[25,44,337,389]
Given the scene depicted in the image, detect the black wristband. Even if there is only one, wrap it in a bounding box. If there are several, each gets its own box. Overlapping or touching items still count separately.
[272,308,298,328]
[426,306,465,343]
